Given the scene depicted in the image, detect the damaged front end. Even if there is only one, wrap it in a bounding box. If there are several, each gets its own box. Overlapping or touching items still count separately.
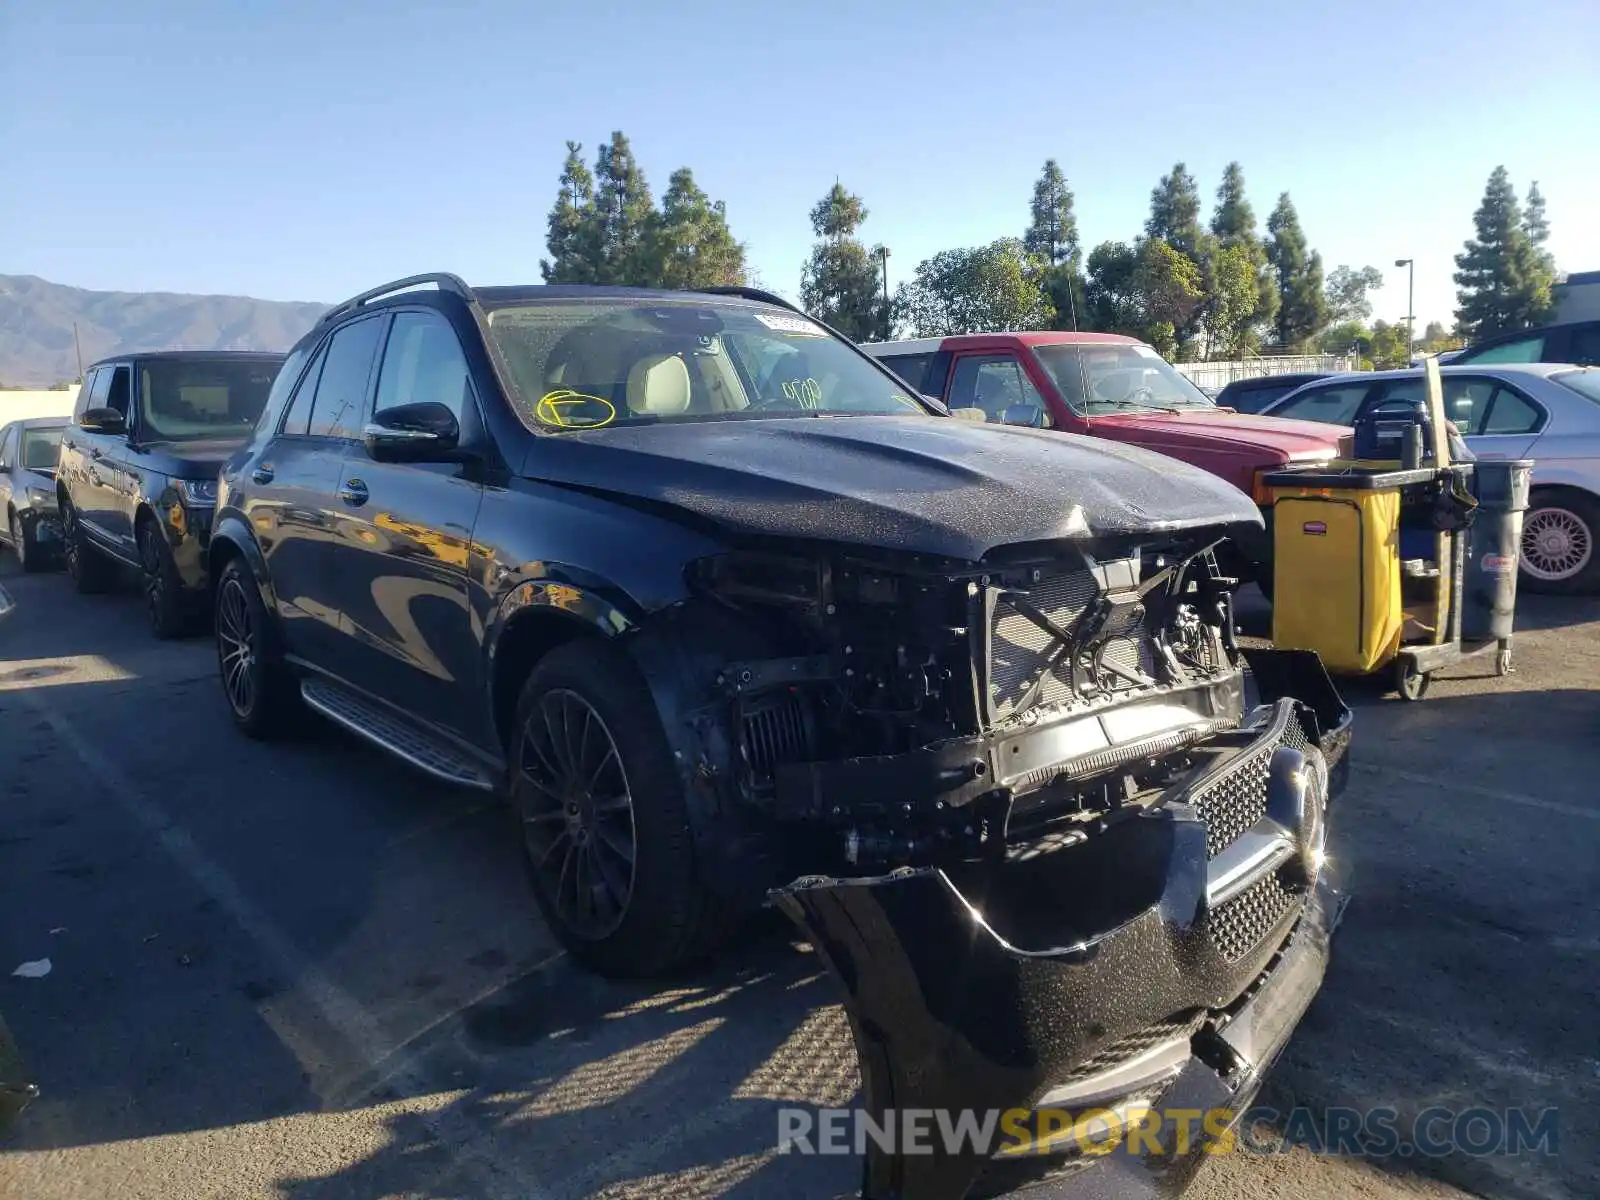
[638,521,1350,1199]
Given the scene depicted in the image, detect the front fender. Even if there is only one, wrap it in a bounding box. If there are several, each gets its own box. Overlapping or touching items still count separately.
[208,512,278,609]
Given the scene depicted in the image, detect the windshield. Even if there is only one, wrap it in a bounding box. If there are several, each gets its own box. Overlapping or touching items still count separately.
[1553,368,1600,405]
[1033,343,1215,414]
[20,427,63,472]
[137,359,280,441]
[483,300,928,430]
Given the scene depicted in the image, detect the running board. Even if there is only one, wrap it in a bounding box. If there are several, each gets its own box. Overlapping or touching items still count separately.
[300,679,499,791]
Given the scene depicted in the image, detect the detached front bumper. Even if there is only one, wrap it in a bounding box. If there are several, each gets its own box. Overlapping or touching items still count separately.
[771,649,1351,1200]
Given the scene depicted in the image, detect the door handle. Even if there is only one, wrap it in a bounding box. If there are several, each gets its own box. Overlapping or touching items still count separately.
[252,465,276,484]
[338,479,369,506]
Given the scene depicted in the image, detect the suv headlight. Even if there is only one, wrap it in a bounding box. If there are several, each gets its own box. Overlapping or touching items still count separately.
[175,478,218,505]
[25,486,55,508]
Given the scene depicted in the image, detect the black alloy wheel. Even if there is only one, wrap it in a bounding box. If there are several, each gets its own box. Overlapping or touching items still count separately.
[216,571,259,720]
[517,689,639,942]
[139,522,188,637]
[8,510,28,571]
[62,501,114,593]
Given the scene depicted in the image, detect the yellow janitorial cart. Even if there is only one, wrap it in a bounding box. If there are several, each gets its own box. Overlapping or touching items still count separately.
[1261,358,1529,701]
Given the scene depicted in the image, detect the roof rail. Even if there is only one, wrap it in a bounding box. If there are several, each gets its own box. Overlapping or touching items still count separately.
[698,285,805,315]
[318,272,473,327]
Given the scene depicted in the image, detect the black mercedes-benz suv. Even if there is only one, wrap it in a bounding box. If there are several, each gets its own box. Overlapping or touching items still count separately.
[209,274,1352,1199]
[56,350,284,635]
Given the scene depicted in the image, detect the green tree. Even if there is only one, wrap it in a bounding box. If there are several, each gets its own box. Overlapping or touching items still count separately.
[1022,159,1085,330]
[1325,264,1384,324]
[1199,243,1260,357]
[1145,163,1203,258]
[540,141,600,283]
[590,131,657,285]
[1369,319,1412,369]
[1208,161,1276,343]
[800,183,886,341]
[1132,239,1205,357]
[1145,164,1206,355]
[1318,319,1374,364]
[1453,166,1555,340]
[1417,320,1462,355]
[646,168,747,289]
[895,238,1053,337]
[1266,193,1329,348]
[1084,241,1143,334]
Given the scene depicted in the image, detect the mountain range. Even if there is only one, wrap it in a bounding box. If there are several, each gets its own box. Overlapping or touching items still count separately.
[0,273,330,386]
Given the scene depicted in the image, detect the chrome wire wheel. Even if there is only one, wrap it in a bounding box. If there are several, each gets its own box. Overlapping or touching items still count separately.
[216,576,257,717]
[517,689,638,941]
[1521,505,1592,583]
[9,511,25,568]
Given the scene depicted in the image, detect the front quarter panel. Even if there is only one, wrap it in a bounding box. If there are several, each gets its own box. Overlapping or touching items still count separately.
[472,474,730,658]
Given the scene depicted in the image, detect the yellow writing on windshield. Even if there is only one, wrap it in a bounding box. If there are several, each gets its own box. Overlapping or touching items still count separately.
[781,377,822,408]
[537,389,617,428]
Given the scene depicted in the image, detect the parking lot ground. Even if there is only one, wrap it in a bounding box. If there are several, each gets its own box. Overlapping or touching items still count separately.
[0,560,1596,1200]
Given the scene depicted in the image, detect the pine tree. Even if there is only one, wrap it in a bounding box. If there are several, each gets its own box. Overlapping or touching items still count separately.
[540,142,600,283]
[1208,161,1276,343]
[647,168,747,290]
[1145,163,1203,258]
[1453,166,1554,339]
[591,131,656,285]
[1266,193,1329,348]
[1022,159,1082,331]
[799,183,885,341]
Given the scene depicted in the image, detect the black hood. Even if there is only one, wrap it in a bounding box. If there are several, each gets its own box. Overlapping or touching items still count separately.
[134,436,251,479]
[519,415,1262,561]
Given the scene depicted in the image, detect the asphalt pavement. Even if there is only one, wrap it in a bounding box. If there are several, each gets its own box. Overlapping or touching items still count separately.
[0,556,1596,1200]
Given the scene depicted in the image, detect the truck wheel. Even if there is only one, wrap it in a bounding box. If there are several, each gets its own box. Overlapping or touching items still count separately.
[61,501,117,594]
[509,639,731,979]
[215,557,300,738]
[1520,488,1600,594]
[138,519,197,639]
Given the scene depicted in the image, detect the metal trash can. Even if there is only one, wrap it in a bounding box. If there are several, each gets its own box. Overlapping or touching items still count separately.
[1462,460,1533,641]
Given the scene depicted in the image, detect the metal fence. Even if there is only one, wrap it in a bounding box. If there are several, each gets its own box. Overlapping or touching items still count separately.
[1174,355,1355,392]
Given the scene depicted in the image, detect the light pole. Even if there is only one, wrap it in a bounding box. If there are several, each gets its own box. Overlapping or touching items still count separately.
[1394,258,1415,362]
[878,246,891,340]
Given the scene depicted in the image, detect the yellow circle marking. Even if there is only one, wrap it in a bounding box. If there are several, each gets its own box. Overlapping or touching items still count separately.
[537,389,617,429]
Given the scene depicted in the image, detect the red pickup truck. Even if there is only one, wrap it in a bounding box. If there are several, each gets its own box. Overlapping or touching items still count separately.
[861,332,1343,585]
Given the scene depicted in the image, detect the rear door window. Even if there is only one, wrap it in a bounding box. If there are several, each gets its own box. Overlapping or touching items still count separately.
[877,353,933,393]
[1271,384,1372,425]
[1459,334,1545,364]
[1478,386,1544,435]
[1565,324,1600,367]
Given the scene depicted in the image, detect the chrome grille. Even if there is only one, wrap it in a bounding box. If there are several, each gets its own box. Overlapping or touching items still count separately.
[1190,750,1271,859]
[1209,870,1297,962]
[989,573,1155,720]
[1051,1012,1206,1087]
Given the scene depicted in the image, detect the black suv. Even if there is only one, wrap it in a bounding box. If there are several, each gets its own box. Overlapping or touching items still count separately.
[56,351,284,635]
[209,274,1353,1191]
[1452,318,1600,367]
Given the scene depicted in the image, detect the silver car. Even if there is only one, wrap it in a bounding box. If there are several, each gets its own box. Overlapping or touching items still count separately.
[1258,363,1600,593]
[0,416,68,572]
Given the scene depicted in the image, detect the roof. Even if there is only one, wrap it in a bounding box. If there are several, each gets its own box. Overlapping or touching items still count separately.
[85,349,288,371]
[862,331,1142,353]
[2,415,70,430]
[1218,372,1330,389]
[1558,270,1600,287]
[1300,362,1587,384]
[470,283,788,309]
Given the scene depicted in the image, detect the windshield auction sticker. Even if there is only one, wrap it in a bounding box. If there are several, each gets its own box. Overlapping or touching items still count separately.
[755,312,828,337]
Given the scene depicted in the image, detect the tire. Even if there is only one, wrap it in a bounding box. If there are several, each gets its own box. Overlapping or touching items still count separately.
[1519,489,1600,595]
[138,518,198,639]
[214,557,300,739]
[8,509,49,574]
[509,638,732,979]
[61,500,118,594]
[1394,657,1430,702]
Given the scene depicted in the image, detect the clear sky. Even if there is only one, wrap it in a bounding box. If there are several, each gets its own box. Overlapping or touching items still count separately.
[3,0,1596,332]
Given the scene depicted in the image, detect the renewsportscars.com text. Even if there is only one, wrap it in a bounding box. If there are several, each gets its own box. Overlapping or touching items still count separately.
[776,1105,1560,1159]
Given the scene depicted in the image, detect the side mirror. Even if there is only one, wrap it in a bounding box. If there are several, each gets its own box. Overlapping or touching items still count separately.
[79,407,126,435]
[364,402,460,462]
[1000,405,1046,428]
